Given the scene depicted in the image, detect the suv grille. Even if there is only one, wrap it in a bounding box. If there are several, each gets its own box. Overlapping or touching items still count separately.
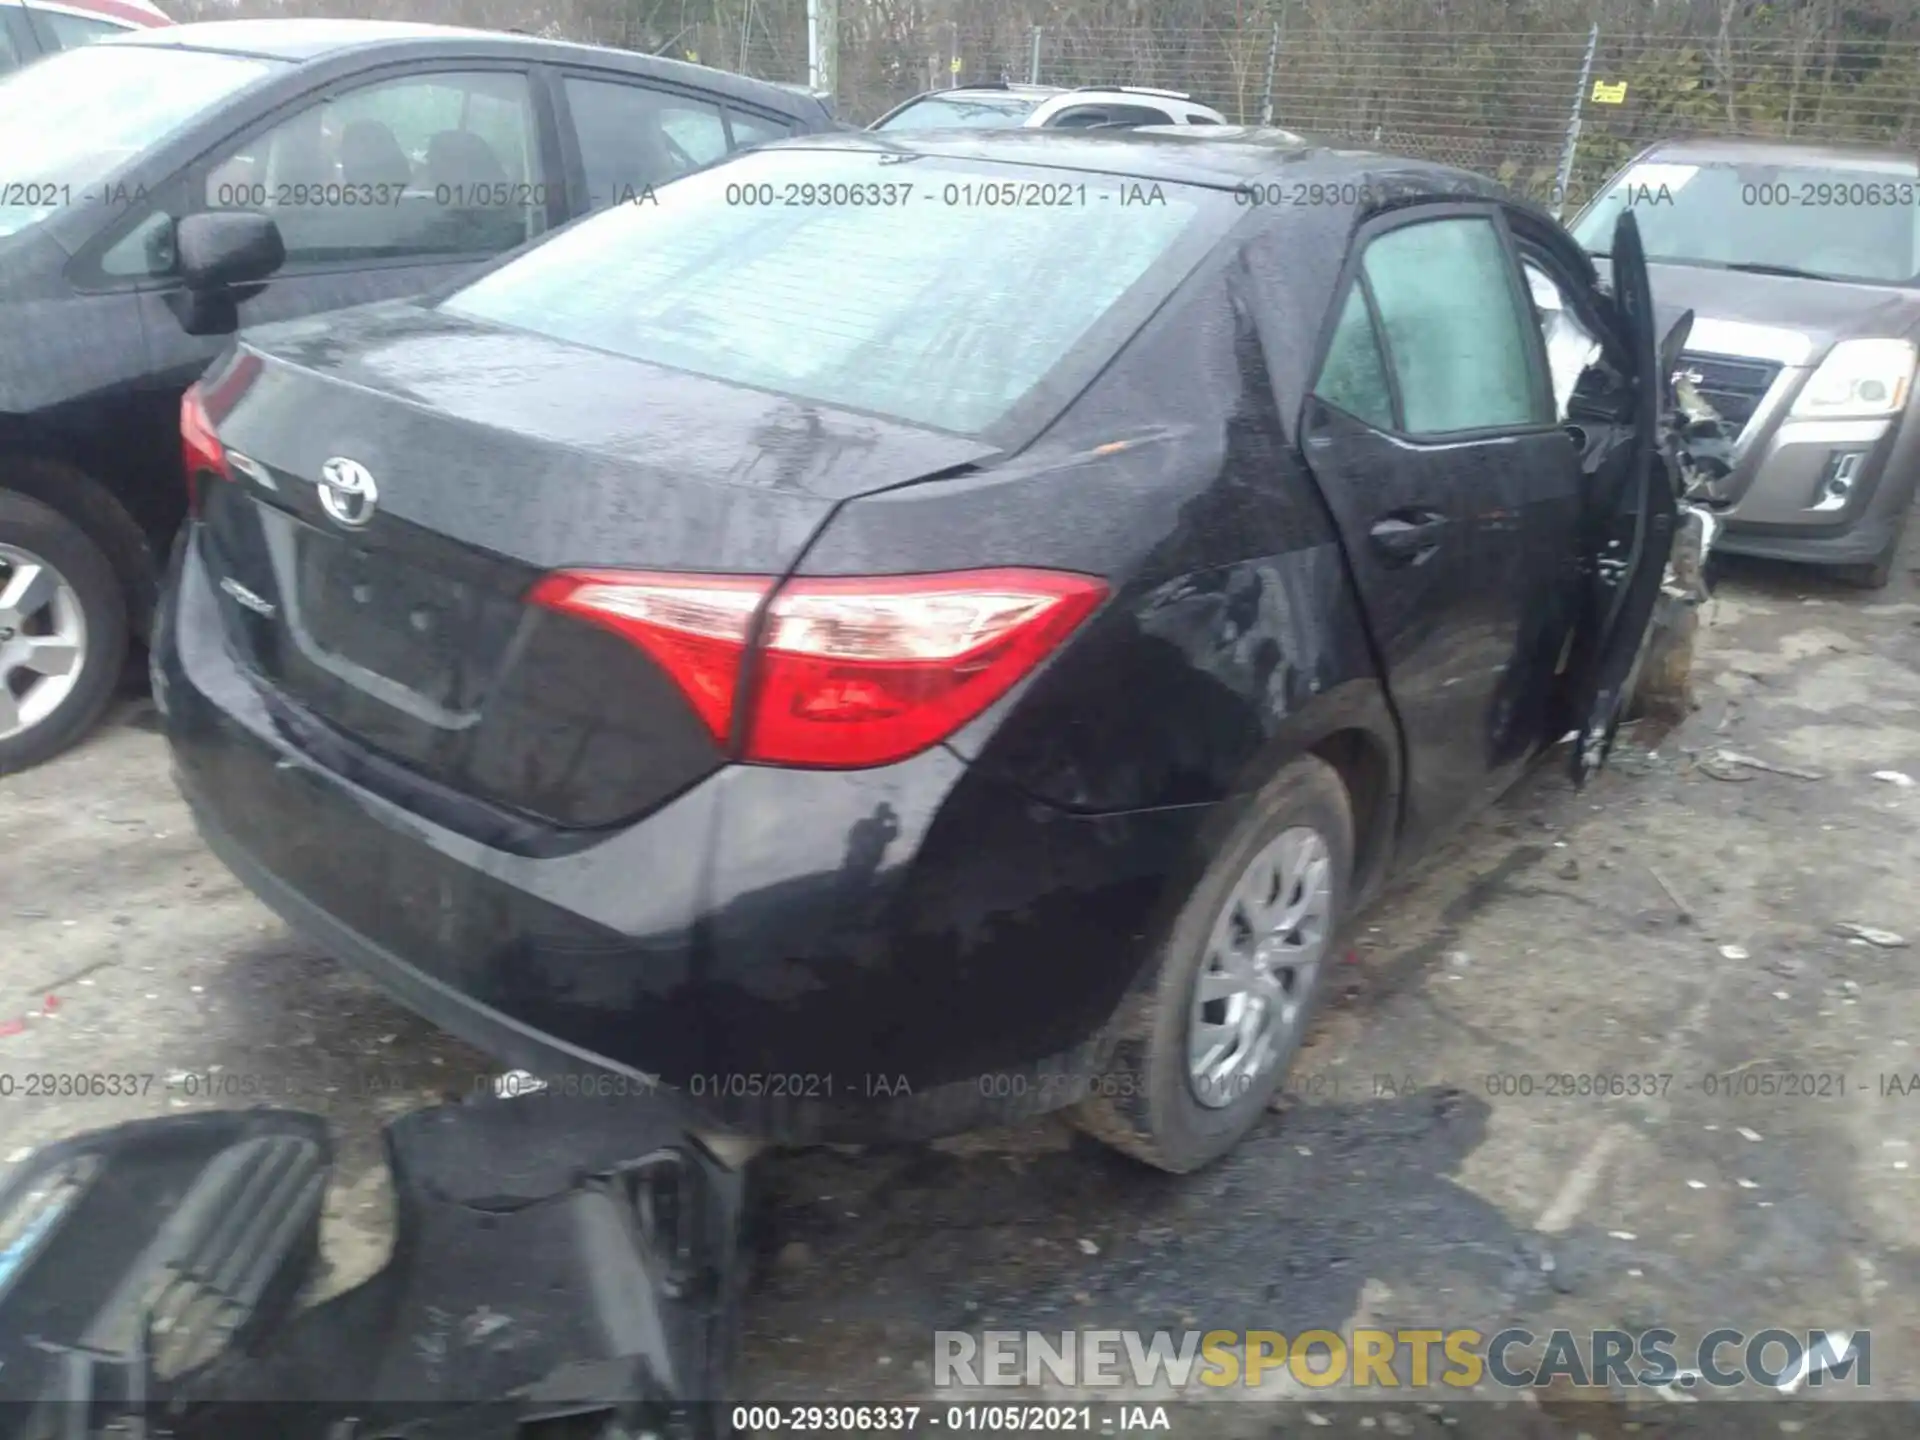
[1678,353,1783,432]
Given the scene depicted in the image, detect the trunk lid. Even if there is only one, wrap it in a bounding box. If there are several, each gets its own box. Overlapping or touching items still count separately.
[196,302,999,829]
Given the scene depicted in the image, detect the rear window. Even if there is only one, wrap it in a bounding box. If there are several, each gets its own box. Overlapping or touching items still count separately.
[440,149,1227,435]
[872,94,1045,132]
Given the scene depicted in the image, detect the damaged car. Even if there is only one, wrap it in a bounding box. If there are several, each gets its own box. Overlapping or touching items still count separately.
[154,127,1698,1182]
[1573,137,1920,588]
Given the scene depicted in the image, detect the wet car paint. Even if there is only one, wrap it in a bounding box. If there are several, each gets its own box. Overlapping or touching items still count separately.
[155,132,1670,1145]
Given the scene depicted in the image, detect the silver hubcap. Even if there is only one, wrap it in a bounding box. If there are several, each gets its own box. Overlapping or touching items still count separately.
[0,544,86,743]
[1188,826,1334,1109]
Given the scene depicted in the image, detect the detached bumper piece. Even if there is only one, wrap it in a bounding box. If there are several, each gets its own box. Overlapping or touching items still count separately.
[0,1095,746,1440]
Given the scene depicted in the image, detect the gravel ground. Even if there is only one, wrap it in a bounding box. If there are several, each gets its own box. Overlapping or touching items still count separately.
[3,534,1919,1437]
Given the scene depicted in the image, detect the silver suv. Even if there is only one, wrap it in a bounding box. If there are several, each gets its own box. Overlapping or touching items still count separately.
[1572,137,1920,587]
[871,83,1226,133]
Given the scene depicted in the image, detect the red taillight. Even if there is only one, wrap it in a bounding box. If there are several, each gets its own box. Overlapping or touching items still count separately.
[747,569,1107,766]
[181,382,229,517]
[527,571,772,743]
[529,567,1107,768]
[182,354,263,516]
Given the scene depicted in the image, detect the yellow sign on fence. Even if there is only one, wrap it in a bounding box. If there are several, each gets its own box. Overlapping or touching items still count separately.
[1591,80,1628,104]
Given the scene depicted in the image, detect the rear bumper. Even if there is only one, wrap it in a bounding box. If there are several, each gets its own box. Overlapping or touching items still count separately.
[158,526,1206,1142]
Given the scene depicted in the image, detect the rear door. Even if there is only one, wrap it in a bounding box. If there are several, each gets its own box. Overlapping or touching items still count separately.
[1297,202,1588,857]
[1564,208,1677,783]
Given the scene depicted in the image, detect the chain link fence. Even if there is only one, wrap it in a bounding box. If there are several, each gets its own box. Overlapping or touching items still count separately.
[174,0,1920,211]
[832,14,1920,210]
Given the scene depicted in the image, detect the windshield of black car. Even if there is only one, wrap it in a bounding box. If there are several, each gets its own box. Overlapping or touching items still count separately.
[0,43,284,239]
[872,94,1045,131]
[439,149,1230,435]
[1571,158,1920,285]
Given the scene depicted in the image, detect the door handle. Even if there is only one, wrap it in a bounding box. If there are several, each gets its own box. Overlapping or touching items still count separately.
[1369,510,1450,564]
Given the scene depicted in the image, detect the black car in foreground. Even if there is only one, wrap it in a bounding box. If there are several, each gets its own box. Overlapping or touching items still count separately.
[157,126,1684,1173]
[0,20,833,773]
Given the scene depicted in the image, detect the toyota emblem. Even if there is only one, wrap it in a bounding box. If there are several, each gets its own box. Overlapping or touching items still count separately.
[317,457,379,529]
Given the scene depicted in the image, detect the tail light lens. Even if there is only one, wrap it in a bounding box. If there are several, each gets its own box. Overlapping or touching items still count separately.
[181,353,263,516]
[748,570,1106,766]
[530,567,1107,769]
[181,382,228,516]
[526,571,771,743]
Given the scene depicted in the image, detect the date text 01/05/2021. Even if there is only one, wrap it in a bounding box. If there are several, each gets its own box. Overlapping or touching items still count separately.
[729,1405,1170,1433]
[1478,1071,1915,1099]
[716,180,1170,209]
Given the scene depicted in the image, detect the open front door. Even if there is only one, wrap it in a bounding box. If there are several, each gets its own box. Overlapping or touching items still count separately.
[1568,208,1681,785]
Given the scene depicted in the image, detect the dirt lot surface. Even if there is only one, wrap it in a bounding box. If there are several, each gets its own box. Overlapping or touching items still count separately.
[4,536,1919,1437]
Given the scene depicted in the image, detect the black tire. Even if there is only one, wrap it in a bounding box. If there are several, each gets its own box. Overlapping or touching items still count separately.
[0,489,128,775]
[1836,543,1897,590]
[1837,507,1910,591]
[1070,755,1354,1173]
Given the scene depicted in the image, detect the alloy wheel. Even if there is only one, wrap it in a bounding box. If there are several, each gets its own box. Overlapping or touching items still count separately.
[0,543,88,743]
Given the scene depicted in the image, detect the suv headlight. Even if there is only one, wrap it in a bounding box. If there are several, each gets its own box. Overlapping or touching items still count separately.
[1790,338,1916,419]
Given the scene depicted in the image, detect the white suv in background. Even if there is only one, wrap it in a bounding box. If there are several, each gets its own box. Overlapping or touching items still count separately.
[871,83,1227,133]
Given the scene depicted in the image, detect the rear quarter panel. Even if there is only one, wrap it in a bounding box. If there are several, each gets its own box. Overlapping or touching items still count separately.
[797,243,1400,838]
[746,245,1399,1088]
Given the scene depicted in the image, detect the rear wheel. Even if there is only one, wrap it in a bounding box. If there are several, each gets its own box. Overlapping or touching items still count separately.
[0,491,127,775]
[1071,755,1352,1173]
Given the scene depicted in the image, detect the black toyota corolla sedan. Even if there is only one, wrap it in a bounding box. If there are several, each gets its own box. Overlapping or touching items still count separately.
[156,127,1683,1173]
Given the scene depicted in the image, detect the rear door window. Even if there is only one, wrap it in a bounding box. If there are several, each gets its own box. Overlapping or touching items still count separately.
[1312,287,1395,430]
[564,76,729,210]
[1359,216,1546,435]
[726,107,795,150]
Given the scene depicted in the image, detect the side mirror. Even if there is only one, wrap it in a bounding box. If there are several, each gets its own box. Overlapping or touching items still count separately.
[177,210,285,292]
[169,212,285,336]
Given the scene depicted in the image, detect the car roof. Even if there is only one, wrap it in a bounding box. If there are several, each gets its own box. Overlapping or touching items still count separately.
[112,18,502,59]
[1640,134,1918,173]
[106,18,825,113]
[793,125,1507,197]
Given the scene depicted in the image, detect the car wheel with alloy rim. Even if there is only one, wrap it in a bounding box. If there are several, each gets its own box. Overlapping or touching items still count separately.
[0,490,126,774]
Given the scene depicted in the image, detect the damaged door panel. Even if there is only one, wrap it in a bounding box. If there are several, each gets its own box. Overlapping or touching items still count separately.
[0,1095,743,1440]
[1290,201,1590,855]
